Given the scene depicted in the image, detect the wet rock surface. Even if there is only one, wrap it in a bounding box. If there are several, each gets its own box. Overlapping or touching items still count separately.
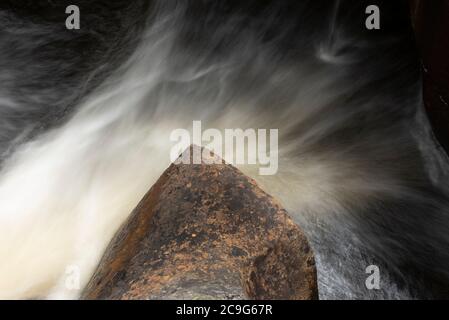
[410,0,449,154]
[82,147,317,300]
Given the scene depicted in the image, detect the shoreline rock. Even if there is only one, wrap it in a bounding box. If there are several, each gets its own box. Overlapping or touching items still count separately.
[410,0,449,155]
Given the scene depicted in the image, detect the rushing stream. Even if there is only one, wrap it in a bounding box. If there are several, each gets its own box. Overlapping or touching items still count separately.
[0,0,448,299]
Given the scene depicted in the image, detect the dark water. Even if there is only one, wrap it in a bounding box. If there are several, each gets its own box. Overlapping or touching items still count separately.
[0,0,448,299]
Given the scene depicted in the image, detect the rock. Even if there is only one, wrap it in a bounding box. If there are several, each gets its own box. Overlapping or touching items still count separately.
[82,146,318,300]
[410,0,449,154]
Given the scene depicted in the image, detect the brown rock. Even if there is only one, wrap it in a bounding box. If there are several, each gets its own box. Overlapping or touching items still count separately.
[82,146,318,300]
[410,0,449,154]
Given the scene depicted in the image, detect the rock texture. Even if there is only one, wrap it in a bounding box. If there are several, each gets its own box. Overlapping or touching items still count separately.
[410,0,449,154]
[82,146,317,300]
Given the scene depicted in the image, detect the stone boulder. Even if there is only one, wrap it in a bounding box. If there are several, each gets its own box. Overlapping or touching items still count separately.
[410,0,449,154]
[82,146,317,300]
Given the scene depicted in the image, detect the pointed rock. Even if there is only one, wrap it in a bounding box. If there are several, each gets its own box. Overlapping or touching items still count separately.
[82,146,318,300]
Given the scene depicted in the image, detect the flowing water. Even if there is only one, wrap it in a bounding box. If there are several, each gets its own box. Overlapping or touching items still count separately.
[0,0,448,299]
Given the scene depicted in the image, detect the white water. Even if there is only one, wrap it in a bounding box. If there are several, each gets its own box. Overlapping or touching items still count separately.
[0,2,448,300]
